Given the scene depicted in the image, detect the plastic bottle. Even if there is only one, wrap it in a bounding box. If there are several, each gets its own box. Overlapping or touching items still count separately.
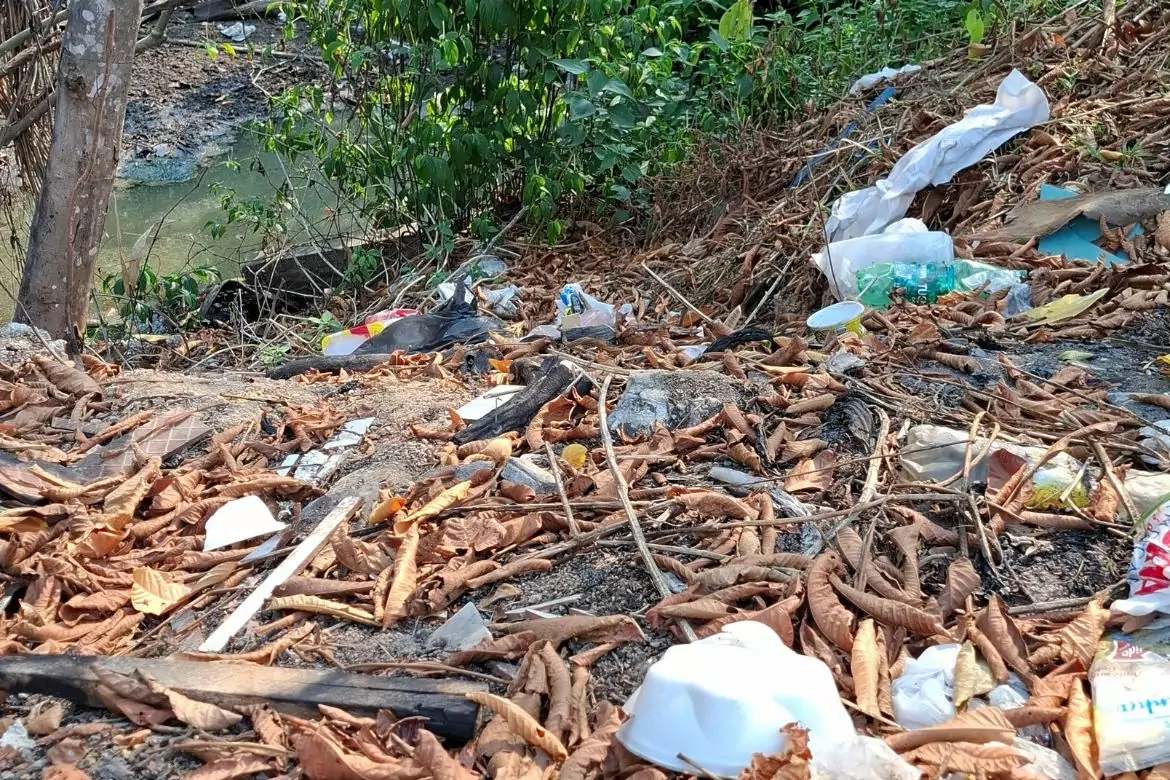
[858,262,956,307]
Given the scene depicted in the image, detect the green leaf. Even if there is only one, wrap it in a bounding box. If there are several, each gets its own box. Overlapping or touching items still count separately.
[222,42,237,58]
[607,102,635,128]
[567,96,597,120]
[965,8,986,45]
[602,77,633,99]
[552,58,589,74]
[586,70,608,96]
[708,29,730,53]
[718,0,753,43]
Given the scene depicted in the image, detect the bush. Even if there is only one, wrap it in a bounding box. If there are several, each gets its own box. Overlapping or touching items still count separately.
[259,0,1072,255]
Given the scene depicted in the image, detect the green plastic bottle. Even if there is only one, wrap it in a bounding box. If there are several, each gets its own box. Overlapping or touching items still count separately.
[857,262,956,307]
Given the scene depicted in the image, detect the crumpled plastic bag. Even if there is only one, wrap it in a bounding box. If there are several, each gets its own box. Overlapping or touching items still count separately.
[811,736,921,780]
[1112,498,1170,617]
[825,69,1050,242]
[849,64,922,95]
[355,279,500,355]
[812,218,954,300]
[1090,621,1170,774]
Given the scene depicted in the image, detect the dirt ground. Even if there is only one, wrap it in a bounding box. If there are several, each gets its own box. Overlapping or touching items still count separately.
[120,16,317,183]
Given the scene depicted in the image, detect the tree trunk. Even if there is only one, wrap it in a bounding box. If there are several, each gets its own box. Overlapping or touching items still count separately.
[16,0,144,349]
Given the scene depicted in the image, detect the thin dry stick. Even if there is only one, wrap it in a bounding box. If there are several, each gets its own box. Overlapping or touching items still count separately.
[545,442,580,536]
[598,374,698,643]
[1091,440,1139,526]
[824,407,890,543]
[641,262,719,327]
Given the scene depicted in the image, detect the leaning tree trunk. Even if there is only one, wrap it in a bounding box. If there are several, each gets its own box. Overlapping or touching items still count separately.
[16,0,144,349]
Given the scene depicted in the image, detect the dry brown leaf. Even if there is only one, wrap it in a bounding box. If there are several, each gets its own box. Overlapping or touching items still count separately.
[1065,679,1099,779]
[807,553,855,651]
[559,701,621,780]
[24,700,65,736]
[831,574,947,639]
[886,706,1016,753]
[937,556,979,620]
[33,355,102,397]
[130,567,191,615]
[852,619,881,718]
[740,722,812,780]
[1087,476,1120,523]
[466,691,568,760]
[266,595,377,625]
[539,642,572,741]
[670,490,757,519]
[383,525,420,627]
[293,730,415,780]
[493,614,646,647]
[42,767,91,780]
[185,756,277,780]
[784,450,836,493]
[414,729,477,780]
[902,741,1027,774]
[931,351,982,374]
[976,595,1032,678]
[448,632,539,665]
[332,531,391,576]
[140,673,242,732]
[1053,600,1109,668]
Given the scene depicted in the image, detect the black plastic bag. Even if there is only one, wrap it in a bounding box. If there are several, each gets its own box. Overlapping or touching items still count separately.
[355,279,500,355]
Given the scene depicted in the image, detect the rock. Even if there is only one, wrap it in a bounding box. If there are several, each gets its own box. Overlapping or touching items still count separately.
[0,721,34,757]
[428,603,492,652]
[607,370,743,438]
[454,461,495,481]
[500,457,558,495]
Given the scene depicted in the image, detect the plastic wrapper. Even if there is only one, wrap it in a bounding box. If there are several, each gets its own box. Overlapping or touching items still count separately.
[1112,499,1170,618]
[355,279,500,354]
[1090,621,1170,774]
[824,69,1049,241]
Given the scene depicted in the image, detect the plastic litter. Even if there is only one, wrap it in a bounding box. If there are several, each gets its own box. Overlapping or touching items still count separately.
[849,64,922,95]
[355,279,501,354]
[806,301,867,337]
[1112,498,1170,618]
[218,22,256,42]
[322,310,418,356]
[455,386,526,422]
[556,283,632,341]
[203,495,287,552]
[1022,288,1109,326]
[616,621,854,775]
[0,721,34,757]
[825,69,1049,242]
[813,219,954,300]
[1138,421,1170,467]
[1036,184,1144,266]
[438,280,522,316]
[1090,620,1170,774]
[275,417,375,485]
[902,424,1170,518]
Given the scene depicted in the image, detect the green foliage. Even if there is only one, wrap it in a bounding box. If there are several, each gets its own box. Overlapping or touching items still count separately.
[101,264,221,330]
[256,0,1070,251]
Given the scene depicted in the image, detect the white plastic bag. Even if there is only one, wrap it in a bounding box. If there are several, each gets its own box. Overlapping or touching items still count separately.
[1090,623,1170,774]
[812,219,953,300]
[892,644,959,728]
[825,69,1050,242]
[849,64,922,95]
[811,735,922,780]
[1112,498,1170,618]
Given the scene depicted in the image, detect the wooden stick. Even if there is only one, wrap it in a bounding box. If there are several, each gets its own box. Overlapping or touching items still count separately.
[0,654,483,742]
[1092,440,1139,525]
[545,442,580,536]
[597,375,698,642]
[199,497,360,652]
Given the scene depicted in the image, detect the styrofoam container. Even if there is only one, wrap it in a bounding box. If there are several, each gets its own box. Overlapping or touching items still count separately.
[616,621,854,776]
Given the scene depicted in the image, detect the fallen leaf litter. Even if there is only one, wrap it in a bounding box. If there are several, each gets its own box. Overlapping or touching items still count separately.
[4,4,1170,780]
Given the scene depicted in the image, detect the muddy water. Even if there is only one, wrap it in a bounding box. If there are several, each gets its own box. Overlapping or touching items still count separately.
[0,132,357,321]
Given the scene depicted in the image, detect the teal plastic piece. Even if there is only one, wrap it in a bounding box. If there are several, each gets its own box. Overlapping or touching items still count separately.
[1037,184,1142,267]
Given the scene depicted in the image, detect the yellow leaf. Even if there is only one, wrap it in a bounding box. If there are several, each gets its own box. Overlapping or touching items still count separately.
[267,594,377,625]
[953,641,978,710]
[1023,288,1109,326]
[561,443,587,471]
[489,358,512,374]
[392,480,471,535]
[131,567,192,615]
